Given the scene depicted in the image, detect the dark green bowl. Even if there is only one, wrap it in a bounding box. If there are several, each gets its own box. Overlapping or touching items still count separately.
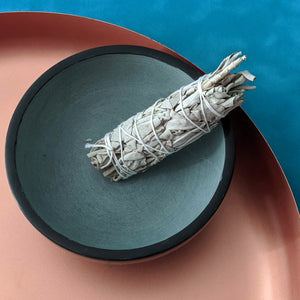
[5,46,235,261]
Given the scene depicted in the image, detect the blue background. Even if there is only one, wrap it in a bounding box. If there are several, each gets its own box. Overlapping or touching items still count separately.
[1,1,299,207]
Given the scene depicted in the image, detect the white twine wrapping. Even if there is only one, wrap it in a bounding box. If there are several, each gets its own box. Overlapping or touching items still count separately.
[86,52,256,181]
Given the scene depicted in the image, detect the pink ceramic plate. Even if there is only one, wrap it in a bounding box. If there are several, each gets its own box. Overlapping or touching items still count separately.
[0,12,299,300]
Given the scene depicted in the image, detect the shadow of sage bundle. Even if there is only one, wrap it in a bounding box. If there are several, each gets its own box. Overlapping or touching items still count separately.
[86,52,256,181]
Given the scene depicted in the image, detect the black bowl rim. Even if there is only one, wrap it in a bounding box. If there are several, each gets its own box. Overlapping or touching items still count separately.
[5,45,235,261]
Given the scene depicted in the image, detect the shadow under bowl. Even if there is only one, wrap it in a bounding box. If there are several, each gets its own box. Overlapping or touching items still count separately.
[5,45,235,261]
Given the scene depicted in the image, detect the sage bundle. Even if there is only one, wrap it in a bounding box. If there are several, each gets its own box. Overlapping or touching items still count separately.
[86,52,256,181]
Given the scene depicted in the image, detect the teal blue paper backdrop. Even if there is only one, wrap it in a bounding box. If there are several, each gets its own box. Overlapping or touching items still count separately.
[1,0,299,207]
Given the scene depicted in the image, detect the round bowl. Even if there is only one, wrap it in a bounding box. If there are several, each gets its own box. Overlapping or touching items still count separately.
[5,45,235,261]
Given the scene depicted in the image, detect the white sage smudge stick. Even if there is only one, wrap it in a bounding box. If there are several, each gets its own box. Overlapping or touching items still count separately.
[86,52,256,181]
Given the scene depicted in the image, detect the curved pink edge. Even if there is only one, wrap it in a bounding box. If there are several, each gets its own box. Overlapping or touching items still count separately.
[0,11,205,74]
[0,11,299,300]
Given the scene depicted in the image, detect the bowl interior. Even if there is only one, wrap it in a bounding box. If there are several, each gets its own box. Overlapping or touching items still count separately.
[8,46,232,259]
